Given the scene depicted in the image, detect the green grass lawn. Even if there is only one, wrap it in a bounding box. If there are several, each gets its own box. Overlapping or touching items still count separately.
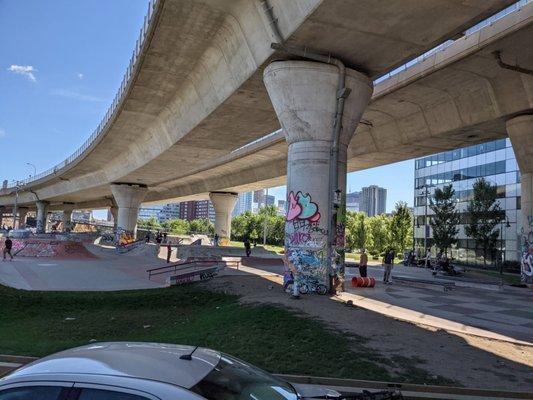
[0,284,451,385]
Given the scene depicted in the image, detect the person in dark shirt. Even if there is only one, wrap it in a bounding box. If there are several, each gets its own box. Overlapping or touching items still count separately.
[3,237,14,261]
[383,249,395,284]
[244,239,251,257]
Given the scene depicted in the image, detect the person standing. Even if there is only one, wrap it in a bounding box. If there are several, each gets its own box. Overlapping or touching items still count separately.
[3,237,13,261]
[213,233,219,247]
[244,239,251,257]
[166,242,172,263]
[425,248,431,268]
[359,249,368,278]
[383,249,395,284]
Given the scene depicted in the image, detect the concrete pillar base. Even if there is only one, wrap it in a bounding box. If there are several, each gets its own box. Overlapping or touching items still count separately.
[209,192,238,245]
[110,184,148,240]
[264,60,373,289]
[62,209,74,233]
[507,115,533,285]
[18,208,29,229]
[36,201,49,234]
[109,206,119,231]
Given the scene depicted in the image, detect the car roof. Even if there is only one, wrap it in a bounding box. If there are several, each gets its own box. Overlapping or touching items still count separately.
[3,342,220,389]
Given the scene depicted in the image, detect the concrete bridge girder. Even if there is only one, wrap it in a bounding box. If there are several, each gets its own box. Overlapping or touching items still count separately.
[0,0,524,210]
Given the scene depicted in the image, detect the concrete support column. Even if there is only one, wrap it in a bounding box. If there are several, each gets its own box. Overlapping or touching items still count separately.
[18,208,29,229]
[110,184,148,239]
[36,201,49,234]
[264,60,373,289]
[109,206,118,231]
[62,209,73,233]
[209,192,238,245]
[507,115,533,285]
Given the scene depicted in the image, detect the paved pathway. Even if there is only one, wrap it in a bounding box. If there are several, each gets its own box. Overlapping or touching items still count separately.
[344,265,533,344]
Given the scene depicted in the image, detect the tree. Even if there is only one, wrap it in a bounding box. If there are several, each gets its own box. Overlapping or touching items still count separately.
[167,219,189,234]
[346,212,369,251]
[465,178,505,267]
[367,214,390,257]
[189,219,214,235]
[231,207,285,246]
[138,216,161,230]
[390,202,413,255]
[429,184,459,256]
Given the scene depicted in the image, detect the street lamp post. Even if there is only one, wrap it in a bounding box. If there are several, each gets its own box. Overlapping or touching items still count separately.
[263,188,268,245]
[12,182,19,230]
[499,216,511,275]
[26,162,36,179]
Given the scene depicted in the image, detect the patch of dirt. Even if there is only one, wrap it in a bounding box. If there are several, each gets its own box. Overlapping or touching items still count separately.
[202,275,533,391]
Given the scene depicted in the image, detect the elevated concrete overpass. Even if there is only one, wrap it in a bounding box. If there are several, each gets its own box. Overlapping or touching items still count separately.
[1,0,532,285]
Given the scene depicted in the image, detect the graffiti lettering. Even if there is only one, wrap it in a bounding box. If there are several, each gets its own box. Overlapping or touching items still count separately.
[289,232,311,245]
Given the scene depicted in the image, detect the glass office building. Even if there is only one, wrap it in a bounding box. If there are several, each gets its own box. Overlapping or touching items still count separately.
[414,138,521,265]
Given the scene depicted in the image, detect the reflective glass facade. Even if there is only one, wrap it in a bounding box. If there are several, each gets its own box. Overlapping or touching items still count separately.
[413,139,521,265]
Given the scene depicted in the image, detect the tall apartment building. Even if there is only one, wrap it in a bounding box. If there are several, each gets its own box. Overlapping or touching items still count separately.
[253,189,265,205]
[346,191,361,212]
[158,203,180,222]
[138,205,163,220]
[413,138,521,264]
[178,200,215,223]
[232,192,253,217]
[265,194,275,206]
[360,186,387,216]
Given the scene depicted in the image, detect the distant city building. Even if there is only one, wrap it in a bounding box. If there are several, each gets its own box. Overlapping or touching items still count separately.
[265,194,275,206]
[346,191,361,212]
[232,192,253,217]
[253,189,265,205]
[360,186,387,216]
[277,199,287,215]
[178,200,215,223]
[414,138,521,264]
[158,203,180,222]
[138,205,163,220]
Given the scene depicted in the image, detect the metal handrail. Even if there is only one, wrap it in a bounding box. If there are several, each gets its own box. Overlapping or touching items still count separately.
[7,0,161,189]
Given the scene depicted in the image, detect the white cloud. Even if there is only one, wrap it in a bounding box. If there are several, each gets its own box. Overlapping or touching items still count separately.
[0,129,5,138]
[7,65,37,82]
[50,88,105,102]
[77,73,84,80]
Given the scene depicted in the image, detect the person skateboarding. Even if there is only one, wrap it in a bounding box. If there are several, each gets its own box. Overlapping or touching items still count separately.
[3,237,14,261]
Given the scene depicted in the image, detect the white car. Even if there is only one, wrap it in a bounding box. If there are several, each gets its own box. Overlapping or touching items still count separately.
[0,342,340,399]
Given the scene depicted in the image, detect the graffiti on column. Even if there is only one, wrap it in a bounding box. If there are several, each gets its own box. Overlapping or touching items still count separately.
[521,215,533,284]
[285,191,327,285]
[36,219,44,233]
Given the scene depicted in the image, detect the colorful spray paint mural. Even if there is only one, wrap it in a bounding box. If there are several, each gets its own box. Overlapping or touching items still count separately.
[285,191,328,288]
[521,215,533,284]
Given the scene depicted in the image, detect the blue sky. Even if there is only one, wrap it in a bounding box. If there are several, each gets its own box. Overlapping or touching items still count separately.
[1,0,413,214]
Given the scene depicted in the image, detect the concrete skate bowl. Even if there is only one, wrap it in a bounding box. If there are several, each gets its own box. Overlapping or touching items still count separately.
[1,238,96,259]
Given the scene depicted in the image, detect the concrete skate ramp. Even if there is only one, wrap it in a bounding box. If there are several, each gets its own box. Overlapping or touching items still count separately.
[0,238,96,259]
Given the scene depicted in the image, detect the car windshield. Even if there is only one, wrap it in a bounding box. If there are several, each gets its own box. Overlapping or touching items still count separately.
[191,354,298,400]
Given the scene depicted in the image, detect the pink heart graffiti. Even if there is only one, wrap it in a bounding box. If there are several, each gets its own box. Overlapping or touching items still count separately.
[286,191,302,221]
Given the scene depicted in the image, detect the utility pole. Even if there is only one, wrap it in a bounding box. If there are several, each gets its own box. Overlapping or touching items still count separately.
[263,187,268,245]
[12,182,19,230]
